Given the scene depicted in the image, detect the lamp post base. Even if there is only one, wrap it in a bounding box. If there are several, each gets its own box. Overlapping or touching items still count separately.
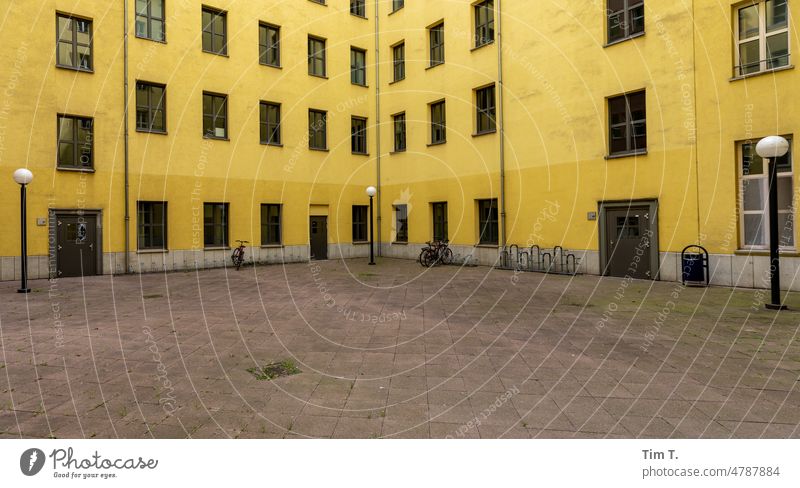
[765,303,788,311]
[17,288,31,294]
[368,262,376,266]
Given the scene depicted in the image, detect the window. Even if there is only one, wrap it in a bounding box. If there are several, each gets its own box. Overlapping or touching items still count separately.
[478,199,499,245]
[309,109,327,150]
[474,0,495,47]
[430,100,446,144]
[395,205,409,243]
[393,42,405,82]
[138,201,167,250]
[351,117,368,154]
[351,47,367,86]
[203,92,228,139]
[203,203,229,248]
[261,204,282,246]
[350,0,366,17]
[201,7,227,55]
[739,139,794,249]
[308,36,327,77]
[433,202,448,242]
[57,115,94,169]
[608,91,646,155]
[56,14,93,71]
[136,82,166,133]
[259,23,280,67]
[135,0,165,42]
[352,206,368,242]
[735,0,789,76]
[429,22,445,67]
[607,0,645,44]
[393,113,407,152]
[260,102,281,145]
[393,0,405,12]
[475,85,496,134]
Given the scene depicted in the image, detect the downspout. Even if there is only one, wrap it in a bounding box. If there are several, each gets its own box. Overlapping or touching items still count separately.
[497,0,507,248]
[374,0,382,256]
[123,0,130,273]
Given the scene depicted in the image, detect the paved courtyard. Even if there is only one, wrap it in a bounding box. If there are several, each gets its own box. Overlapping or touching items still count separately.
[1,258,799,439]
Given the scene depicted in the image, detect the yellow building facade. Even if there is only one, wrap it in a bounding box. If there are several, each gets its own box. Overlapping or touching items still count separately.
[0,0,797,290]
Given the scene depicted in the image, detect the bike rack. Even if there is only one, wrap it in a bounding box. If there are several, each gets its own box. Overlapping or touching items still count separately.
[493,244,581,276]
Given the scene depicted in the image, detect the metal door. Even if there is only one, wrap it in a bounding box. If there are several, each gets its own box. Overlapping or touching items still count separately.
[310,216,328,260]
[603,207,653,280]
[56,214,98,278]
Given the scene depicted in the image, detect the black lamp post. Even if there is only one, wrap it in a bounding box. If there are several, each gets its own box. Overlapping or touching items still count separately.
[13,168,33,294]
[366,186,377,265]
[756,136,790,310]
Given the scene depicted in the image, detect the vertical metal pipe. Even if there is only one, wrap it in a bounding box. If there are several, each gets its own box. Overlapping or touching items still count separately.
[766,158,785,309]
[497,0,507,248]
[374,0,382,256]
[123,0,131,274]
[369,195,376,265]
[18,184,30,293]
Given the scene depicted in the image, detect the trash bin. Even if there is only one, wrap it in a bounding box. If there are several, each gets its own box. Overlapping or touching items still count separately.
[681,245,709,286]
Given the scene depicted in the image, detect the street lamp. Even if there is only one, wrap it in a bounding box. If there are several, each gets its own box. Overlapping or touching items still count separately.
[366,186,377,265]
[13,168,33,294]
[756,135,790,310]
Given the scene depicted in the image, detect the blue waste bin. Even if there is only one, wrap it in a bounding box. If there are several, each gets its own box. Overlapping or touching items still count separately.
[681,245,709,286]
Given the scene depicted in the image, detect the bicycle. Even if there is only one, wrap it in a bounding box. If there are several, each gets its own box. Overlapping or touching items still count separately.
[418,240,453,268]
[231,240,249,270]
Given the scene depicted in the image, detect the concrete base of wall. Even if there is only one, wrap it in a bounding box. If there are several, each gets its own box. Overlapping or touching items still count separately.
[3,245,800,291]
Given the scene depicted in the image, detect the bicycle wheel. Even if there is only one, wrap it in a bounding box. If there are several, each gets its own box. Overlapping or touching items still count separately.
[232,248,244,269]
[441,247,454,265]
[419,248,430,267]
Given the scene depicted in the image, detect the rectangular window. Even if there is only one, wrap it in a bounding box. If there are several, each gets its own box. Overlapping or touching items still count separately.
[739,138,794,249]
[135,0,165,42]
[203,202,229,248]
[260,204,282,246]
[352,205,368,242]
[429,22,445,67]
[608,90,646,155]
[433,202,448,242]
[203,92,228,139]
[259,23,280,67]
[350,0,366,17]
[393,42,405,82]
[351,47,367,86]
[309,109,327,150]
[56,13,93,71]
[430,100,446,144]
[735,0,789,76]
[201,7,227,55]
[474,0,495,47]
[136,82,166,133]
[393,112,407,152]
[395,205,409,243]
[607,0,645,44]
[260,102,281,145]
[137,201,167,250]
[393,0,405,12]
[308,36,327,77]
[478,199,499,245]
[475,84,496,134]
[351,117,368,154]
[57,115,94,169]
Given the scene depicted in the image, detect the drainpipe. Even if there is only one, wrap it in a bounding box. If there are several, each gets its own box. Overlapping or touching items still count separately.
[497,0,507,248]
[374,0,382,256]
[123,0,131,274]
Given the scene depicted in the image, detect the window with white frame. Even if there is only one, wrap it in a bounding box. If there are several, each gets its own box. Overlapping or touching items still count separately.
[735,0,789,76]
[739,138,794,249]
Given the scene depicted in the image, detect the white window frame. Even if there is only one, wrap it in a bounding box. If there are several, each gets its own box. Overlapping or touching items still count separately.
[734,0,790,76]
[738,137,795,251]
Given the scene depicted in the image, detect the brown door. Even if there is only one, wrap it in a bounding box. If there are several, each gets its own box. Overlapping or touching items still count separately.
[56,214,98,278]
[309,216,328,260]
[604,207,653,280]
